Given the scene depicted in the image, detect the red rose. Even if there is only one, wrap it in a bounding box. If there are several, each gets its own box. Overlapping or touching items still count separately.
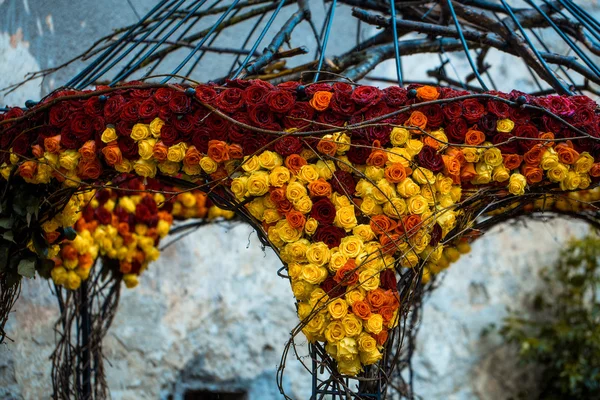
[135,203,152,224]
[160,124,180,146]
[248,103,276,128]
[70,112,94,141]
[330,92,356,115]
[103,95,126,123]
[274,136,303,157]
[571,95,596,110]
[542,114,564,135]
[478,114,498,137]
[430,223,442,246]
[283,103,315,130]
[95,206,112,225]
[320,277,345,298]
[96,189,111,204]
[0,129,14,150]
[514,124,539,151]
[316,111,346,128]
[84,97,104,116]
[194,84,218,103]
[443,102,463,121]
[49,102,72,127]
[573,106,595,127]
[331,170,356,196]
[462,99,485,124]
[423,105,443,128]
[60,129,80,150]
[173,114,194,136]
[242,134,269,156]
[141,195,158,214]
[216,88,244,113]
[487,99,510,118]
[168,92,191,114]
[347,138,371,164]
[310,198,336,224]
[121,100,142,123]
[417,145,444,172]
[493,132,519,153]
[333,82,353,94]
[446,118,468,143]
[11,135,30,156]
[382,86,408,107]
[351,85,382,107]
[379,269,397,291]
[115,121,132,137]
[205,114,230,140]
[154,88,173,104]
[367,125,391,145]
[277,81,301,91]
[305,83,332,96]
[313,225,346,249]
[118,136,139,158]
[509,106,531,124]
[139,98,158,121]
[265,90,295,113]
[243,84,270,106]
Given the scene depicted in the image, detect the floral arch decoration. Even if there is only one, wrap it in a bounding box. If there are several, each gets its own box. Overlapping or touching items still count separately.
[0,80,599,398]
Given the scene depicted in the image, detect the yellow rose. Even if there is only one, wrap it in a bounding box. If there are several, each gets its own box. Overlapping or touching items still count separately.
[462,147,480,163]
[574,152,594,174]
[355,180,374,198]
[358,269,380,291]
[336,155,353,173]
[345,289,365,306]
[337,357,362,376]
[301,264,328,285]
[263,208,282,224]
[492,165,510,182]
[560,171,581,191]
[258,150,282,170]
[365,313,383,334]
[65,271,82,290]
[359,196,382,216]
[293,195,313,214]
[360,348,382,365]
[372,179,396,203]
[390,127,410,146]
[407,195,429,215]
[298,164,320,183]
[245,198,265,220]
[291,279,314,300]
[404,139,423,157]
[316,160,336,180]
[336,337,358,361]
[309,288,329,309]
[387,147,411,167]
[230,176,248,199]
[541,148,559,170]
[149,118,164,138]
[304,217,319,235]
[158,161,180,175]
[412,168,435,185]
[400,251,419,268]
[115,159,133,173]
[269,166,291,187]
[303,312,327,338]
[352,224,375,242]
[365,166,385,182]
[382,198,407,219]
[334,132,351,154]
[123,273,139,289]
[284,240,309,263]
[357,332,378,353]
[437,210,457,232]
[324,321,346,343]
[156,219,171,237]
[328,298,349,320]
[130,123,151,141]
[133,159,157,178]
[276,220,303,243]
[242,155,261,172]
[59,150,80,171]
[497,118,515,133]
[167,142,188,163]
[483,147,503,167]
[247,171,270,196]
[579,174,591,189]
[328,252,347,273]
[397,178,420,198]
[339,236,364,259]
[429,129,449,149]
[138,138,156,160]
[548,163,568,183]
[341,314,363,337]
[306,242,331,266]
[334,205,358,231]
[100,126,117,143]
[200,156,218,174]
[286,181,307,201]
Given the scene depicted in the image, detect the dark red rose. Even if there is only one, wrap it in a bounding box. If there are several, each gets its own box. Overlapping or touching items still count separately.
[120,100,140,122]
[417,145,444,172]
[84,97,104,116]
[311,198,336,224]
[115,121,132,137]
[347,138,371,164]
[160,124,180,146]
[383,86,408,107]
[92,116,105,134]
[446,118,468,143]
[479,114,498,137]
[153,88,173,104]
[514,124,539,151]
[173,114,195,140]
[103,95,125,123]
[367,125,392,145]
[95,206,112,225]
[141,195,158,214]
[12,135,30,156]
[158,104,172,122]
[139,98,158,121]
[274,136,303,156]
[60,129,81,150]
[194,85,218,103]
[440,87,470,98]
[135,203,152,224]
[130,86,152,98]
[191,128,210,153]
[224,78,253,89]
[571,95,596,110]
[333,82,353,94]
[243,84,270,106]
[487,100,510,118]
[243,134,270,155]
[462,99,485,124]
[330,92,356,115]
[168,92,191,114]
[313,225,346,249]
[305,83,332,96]
[284,103,315,130]
[321,277,345,298]
[573,106,595,127]
[118,136,140,158]
[248,103,276,128]
[316,111,346,129]
[82,205,95,222]
[331,170,356,196]
[430,223,442,246]
[380,269,397,291]
[351,85,382,107]
[277,81,301,91]
[545,96,575,117]
[70,112,94,141]
[364,102,393,121]
[49,102,72,127]
[0,129,15,150]
[492,132,519,153]
[442,101,462,122]
[96,189,111,204]
[509,106,531,124]
[265,90,295,113]
[205,114,230,140]
[422,105,443,128]
[216,88,244,113]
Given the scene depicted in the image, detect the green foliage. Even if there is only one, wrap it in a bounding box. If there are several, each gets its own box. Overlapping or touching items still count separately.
[499,234,600,399]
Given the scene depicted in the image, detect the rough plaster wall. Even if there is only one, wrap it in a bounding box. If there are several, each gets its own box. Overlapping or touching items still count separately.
[0,1,598,399]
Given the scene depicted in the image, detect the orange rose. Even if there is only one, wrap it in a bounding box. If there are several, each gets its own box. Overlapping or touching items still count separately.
[61,245,78,261]
[406,111,427,130]
[396,214,422,236]
[18,161,37,180]
[380,233,402,254]
[384,163,407,183]
[523,145,544,166]
[229,143,244,159]
[286,210,306,229]
[270,187,287,204]
[79,140,96,161]
[556,144,579,165]
[423,135,442,150]
[309,91,333,111]
[78,253,94,269]
[590,163,600,177]
[210,167,228,181]
[416,85,439,101]
[464,128,485,146]
[120,261,132,274]
[78,158,102,180]
[460,162,477,182]
[385,289,400,308]
[158,211,174,224]
[522,165,543,184]
[101,143,123,166]
[44,135,61,154]
[308,178,332,197]
[352,300,372,320]
[539,131,555,147]
[32,144,44,158]
[317,137,337,156]
[366,149,388,167]
[442,155,461,179]
[367,288,387,310]
[149,141,167,162]
[183,145,201,168]
[207,140,230,163]
[285,154,307,174]
[334,260,359,286]
[370,215,397,235]
[45,231,61,244]
[376,330,388,346]
[445,147,466,165]
[502,154,523,170]
[117,222,130,236]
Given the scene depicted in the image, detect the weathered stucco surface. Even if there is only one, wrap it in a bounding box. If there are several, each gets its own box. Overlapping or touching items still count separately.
[0,1,598,399]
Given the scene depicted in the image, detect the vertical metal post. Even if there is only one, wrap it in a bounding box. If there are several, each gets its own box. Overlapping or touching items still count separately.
[80,280,92,399]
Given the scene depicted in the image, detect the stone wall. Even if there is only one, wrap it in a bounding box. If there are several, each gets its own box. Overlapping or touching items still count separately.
[0,1,597,399]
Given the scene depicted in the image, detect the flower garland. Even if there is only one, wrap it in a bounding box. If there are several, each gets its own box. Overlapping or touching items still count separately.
[1,81,599,375]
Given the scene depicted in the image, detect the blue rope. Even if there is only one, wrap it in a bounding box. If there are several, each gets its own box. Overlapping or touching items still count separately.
[389,0,403,86]
[313,0,336,83]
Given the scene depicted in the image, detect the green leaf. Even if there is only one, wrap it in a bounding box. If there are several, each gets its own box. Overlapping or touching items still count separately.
[17,258,36,278]
[37,259,54,280]
[0,217,14,229]
[0,244,9,271]
[32,233,48,258]
[2,231,14,243]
